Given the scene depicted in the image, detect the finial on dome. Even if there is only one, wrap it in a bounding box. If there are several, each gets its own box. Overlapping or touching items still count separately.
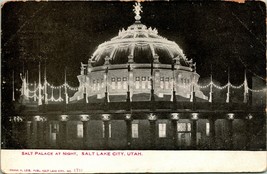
[133,2,143,22]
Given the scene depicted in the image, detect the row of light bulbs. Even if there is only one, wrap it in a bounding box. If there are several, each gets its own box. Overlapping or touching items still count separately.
[10,113,254,123]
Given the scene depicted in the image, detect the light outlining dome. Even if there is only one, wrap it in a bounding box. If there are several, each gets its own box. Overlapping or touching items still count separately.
[90,22,189,67]
[70,2,208,103]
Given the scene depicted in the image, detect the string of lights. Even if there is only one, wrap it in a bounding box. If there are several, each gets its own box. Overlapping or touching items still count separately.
[196,82,211,89]
[22,76,266,104]
[248,88,266,92]
[212,82,228,90]
[48,97,64,102]
[230,83,244,89]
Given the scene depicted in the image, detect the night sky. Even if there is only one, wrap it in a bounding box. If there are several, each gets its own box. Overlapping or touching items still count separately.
[1,1,266,102]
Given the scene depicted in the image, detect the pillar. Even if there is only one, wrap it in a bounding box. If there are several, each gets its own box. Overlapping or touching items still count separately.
[245,114,253,150]
[59,121,67,149]
[16,121,23,148]
[227,118,234,149]
[191,113,198,149]
[26,121,32,148]
[52,122,59,148]
[171,120,178,149]
[37,121,43,148]
[209,118,216,149]
[103,121,109,149]
[191,120,197,149]
[83,121,89,149]
[11,119,17,148]
[32,116,38,148]
[149,120,156,149]
[148,114,157,149]
[43,119,48,148]
[102,114,111,149]
[125,117,132,149]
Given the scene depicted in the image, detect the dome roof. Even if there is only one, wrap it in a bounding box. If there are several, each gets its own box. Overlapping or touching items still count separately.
[90,21,189,67]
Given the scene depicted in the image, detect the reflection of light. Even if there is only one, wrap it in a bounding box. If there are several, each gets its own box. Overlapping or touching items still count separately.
[80,114,90,121]
[171,113,179,120]
[246,114,253,120]
[191,113,198,120]
[227,113,234,120]
[60,115,68,121]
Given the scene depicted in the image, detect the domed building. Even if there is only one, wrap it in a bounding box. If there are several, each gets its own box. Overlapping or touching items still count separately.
[70,6,207,103]
[7,2,265,151]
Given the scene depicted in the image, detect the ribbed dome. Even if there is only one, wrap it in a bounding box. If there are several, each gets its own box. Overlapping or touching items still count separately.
[90,21,189,67]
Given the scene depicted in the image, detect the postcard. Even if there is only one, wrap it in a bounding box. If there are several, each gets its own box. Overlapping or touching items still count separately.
[1,1,266,173]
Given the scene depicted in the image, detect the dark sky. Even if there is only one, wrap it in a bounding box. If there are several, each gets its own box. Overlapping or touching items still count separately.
[2,1,266,89]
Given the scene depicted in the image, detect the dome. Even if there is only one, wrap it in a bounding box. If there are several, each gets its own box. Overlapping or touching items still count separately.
[90,21,189,67]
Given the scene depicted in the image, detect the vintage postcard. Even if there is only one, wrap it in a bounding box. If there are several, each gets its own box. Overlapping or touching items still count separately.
[1,1,266,173]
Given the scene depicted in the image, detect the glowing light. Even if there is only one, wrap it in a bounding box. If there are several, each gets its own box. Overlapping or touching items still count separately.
[13,116,23,122]
[125,114,131,120]
[34,115,41,121]
[102,114,111,121]
[191,113,198,120]
[148,113,157,121]
[60,115,68,121]
[80,114,90,121]
[227,113,234,120]
[246,114,253,120]
[171,113,179,120]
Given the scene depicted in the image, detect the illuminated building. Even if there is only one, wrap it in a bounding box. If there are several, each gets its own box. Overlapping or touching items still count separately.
[3,2,266,150]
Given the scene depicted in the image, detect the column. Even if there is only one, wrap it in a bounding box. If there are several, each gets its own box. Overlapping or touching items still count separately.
[32,116,38,148]
[228,120,233,149]
[102,114,111,149]
[16,121,23,148]
[245,119,251,150]
[43,119,48,148]
[59,115,68,149]
[80,115,90,149]
[52,122,59,148]
[171,120,178,149]
[245,114,253,150]
[11,119,17,148]
[59,121,67,149]
[209,117,216,149]
[170,113,179,149]
[191,113,198,149]
[26,121,32,148]
[125,115,132,149]
[226,114,234,149]
[37,121,43,148]
[191,120,197,149]
[82,121,88,149]
[148,114,157,149]
[103,121,109,148]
